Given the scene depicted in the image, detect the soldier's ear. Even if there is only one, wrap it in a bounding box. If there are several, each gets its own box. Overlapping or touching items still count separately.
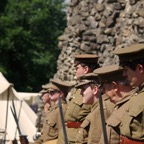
[59,91,64,97]
[137,64,144,74]
[93,86,99,95]
[84,66,89,74]
[112,81,118,91]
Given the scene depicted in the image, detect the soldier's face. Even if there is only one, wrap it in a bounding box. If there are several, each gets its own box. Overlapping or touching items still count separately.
[103,82,119,104]
[41,93,50,103]
[75,64,89,79]
[49,91,60,102]
[123,65,144,87]
[81,84,95,104]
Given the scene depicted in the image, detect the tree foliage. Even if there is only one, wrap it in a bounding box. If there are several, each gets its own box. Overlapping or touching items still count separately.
[0,0,66,92]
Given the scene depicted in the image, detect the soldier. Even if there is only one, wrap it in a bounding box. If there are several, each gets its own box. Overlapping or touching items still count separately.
[75,73,114,144]
[35,79,71,144]
[94,65,135,144]
[113,44,144,143]
[34,84,52,141]
[40,83,52,113]
[57,54,100,144]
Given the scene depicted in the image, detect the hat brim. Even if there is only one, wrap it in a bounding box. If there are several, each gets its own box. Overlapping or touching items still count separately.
[75,81,90,88]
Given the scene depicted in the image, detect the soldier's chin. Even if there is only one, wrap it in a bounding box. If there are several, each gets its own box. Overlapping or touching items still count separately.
[110,99,116,104]
[82,100,88,104]
[50,98,54,101]
[74,75,79,80]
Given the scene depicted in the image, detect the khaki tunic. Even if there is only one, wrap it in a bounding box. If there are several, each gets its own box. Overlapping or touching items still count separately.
[120,84,144,140]
[57,88,91,144]
[75,94,115,144]
[99,90,136,144]
[35,100,67,144]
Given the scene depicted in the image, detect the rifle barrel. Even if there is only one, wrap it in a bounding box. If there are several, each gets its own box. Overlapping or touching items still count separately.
[10,106,22,135]
[98,90,108,144]
[58,96,68,144]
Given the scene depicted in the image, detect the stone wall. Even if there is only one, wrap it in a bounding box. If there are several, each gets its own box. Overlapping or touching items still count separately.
[54,0,144,81]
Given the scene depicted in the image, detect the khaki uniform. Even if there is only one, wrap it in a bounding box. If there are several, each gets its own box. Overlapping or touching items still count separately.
[75,95,114,144]
[57,88,91,144]
[35,100,67,144]
[43,139,57,144]
[120,83,144,141]
[99,89,136,144]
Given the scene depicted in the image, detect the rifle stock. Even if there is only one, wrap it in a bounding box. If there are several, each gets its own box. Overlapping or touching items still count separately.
[12,138,18,144]
[19,135,29,144]
[12,135,29,144]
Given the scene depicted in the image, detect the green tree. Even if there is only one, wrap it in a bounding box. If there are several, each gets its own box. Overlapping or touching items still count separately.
[0,0,66,92]
[0,0,8,12]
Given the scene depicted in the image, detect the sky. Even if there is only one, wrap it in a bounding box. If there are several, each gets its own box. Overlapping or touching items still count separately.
[65,0,70,4]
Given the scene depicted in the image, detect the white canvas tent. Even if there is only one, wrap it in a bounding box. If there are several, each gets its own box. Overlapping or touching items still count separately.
[0,72,38,143]
[17,92,40,108]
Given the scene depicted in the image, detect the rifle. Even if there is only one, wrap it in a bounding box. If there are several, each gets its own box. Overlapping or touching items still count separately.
[98,89,108,144]
[10,100,29,144]
[58,96,68,144]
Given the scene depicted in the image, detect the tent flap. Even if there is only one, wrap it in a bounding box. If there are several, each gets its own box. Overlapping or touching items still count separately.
[0,72,37,143]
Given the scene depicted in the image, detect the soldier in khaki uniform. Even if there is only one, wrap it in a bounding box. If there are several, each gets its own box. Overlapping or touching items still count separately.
[113,44,144,144]
[35,79,72,144]
[95,65,135,144]
[75,73,114,144]
[57,54,100,144]
[34,84,52,141]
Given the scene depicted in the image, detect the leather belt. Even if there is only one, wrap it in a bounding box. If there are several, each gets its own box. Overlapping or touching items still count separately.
[120,135,144,144]
[65,121,82,128]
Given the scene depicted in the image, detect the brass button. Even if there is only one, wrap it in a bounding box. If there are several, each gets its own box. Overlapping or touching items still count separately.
[126,109,129,112]
[135,93,138,96]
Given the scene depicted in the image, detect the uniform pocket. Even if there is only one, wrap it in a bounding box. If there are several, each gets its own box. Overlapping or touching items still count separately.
[81,120,90,128]
[47,121,57,137]
[48,121,56,127]
[129,105,144,117]
[76,120,90,143]
[81,120,90,138]
[106,116,121,127]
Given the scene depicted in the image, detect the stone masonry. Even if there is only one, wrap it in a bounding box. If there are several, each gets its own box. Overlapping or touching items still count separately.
[54,0,144,81]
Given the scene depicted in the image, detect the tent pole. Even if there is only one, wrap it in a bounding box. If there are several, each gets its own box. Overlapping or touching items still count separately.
[4,86,11,144]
